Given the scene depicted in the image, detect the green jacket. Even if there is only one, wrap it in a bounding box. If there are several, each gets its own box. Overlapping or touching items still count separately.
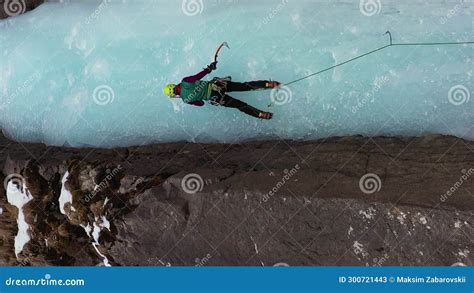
[180,81,212,103]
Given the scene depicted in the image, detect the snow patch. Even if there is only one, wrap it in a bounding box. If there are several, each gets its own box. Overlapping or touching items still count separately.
[419,216,427,225]
[78,200,112,266]
[347,226,354,238]
[250,236,258,254]
[396,211,407,225]
[59,171,76,214]
[359,207,376,220]
[92,243,110,267]
[353,241,368,258]
[99,216,110,231]
[386,210,394,220]
[81,224,92,238]
[454,220,462,228]
[6,181,33,257]
[92,221,101,244]
[92,217,111,266]
[458,249,469,258]
[83,216,112,267]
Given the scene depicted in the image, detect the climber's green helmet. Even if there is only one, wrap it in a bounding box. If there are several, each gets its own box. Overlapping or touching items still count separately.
[164,83,177,97]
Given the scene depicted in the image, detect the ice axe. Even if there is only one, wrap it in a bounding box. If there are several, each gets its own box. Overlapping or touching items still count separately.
[384,30,393,46]
[214,42,230,63]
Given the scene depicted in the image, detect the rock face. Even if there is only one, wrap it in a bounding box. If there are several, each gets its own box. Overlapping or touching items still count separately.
[0,0,44,19]
[0,132,472,266]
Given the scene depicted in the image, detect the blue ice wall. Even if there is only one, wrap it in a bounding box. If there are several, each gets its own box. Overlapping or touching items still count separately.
[0,0,472,147]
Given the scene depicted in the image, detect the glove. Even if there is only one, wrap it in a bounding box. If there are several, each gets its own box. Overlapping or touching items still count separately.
[207,61,218,72]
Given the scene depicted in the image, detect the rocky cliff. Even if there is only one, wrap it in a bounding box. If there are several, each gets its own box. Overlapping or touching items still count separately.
[0,132,473,266]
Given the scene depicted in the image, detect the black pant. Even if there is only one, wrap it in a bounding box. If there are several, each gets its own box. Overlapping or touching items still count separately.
[210,81,269,118]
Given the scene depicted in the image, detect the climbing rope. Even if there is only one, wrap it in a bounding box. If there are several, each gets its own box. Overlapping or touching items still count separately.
[283,31,474,86]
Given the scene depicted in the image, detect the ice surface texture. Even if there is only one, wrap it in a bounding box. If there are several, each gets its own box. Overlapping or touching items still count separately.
[0,0,472,147]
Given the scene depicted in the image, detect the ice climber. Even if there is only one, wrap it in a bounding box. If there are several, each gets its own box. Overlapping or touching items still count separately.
[163,61,280,119]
